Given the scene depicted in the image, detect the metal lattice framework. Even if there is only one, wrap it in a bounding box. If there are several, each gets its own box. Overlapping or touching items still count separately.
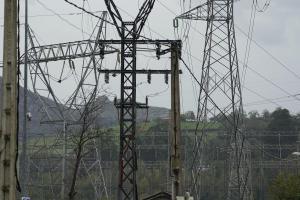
[19,3,182,198]
[26,133,109,200]
[20,13,116,123]
[176,0,253,199]
[20,40,117,64]
[19,12,111,199]
[104,1,155,198]
[118,21,139,200]
[97,37,181,199]
[104,1,177,199]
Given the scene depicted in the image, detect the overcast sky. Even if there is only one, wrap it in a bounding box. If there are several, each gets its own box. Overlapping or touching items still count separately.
[1,0,300,115]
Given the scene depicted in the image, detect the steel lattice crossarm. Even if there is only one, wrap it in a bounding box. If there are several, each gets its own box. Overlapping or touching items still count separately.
[175,0,233,21]
[19,39,118,64]
[100,39,181,50]
[20,12,112,124]
[100,39,181,58]
[175,1,209,21]
[100,39,180,45]
[19,39,178,65]
[99,69,182,74]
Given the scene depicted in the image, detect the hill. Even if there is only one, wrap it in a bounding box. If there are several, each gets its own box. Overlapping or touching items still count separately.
[0,77,170,136]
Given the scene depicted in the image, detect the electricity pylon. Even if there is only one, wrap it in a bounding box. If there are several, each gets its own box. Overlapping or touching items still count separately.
[19,13,112,199]
[176,0,253,199]
[104,0,181,199]
[20,3,182,199]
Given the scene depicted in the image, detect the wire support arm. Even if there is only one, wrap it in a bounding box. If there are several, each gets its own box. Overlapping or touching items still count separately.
[19,40,118,64]
[99,69,182,74]
[175,1,209,21]
[175,0,233,21]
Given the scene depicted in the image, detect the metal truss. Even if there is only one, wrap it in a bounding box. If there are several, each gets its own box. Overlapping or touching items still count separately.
[81,138,109,198]
[26,133,65,199]
[20,3,182,198]
[24,12,111,123]
[104,1,182,199]
[20,40,117,64]
[118,21,139,200]
[19,11,110,199]
[99,39,180,200]
[176,0,253,199]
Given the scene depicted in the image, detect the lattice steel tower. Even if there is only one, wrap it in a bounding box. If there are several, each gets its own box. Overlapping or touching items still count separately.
[176,0,252,199]
[104,1,182,199]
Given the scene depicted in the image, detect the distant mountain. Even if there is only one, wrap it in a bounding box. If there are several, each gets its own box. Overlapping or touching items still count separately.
[95,96,170,127]
[0,77,170,136]
[0,76,64,135]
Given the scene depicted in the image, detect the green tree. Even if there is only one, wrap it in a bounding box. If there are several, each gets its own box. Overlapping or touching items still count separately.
[248,110,260,119]
[263,108,297,158]
[268,108,294,132]
[262,109,271,121]
[269,173,300,200]
[184,111,196,121]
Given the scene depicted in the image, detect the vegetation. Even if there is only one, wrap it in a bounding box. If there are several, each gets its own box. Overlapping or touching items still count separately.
[269,173,300,200]
[26,107,300,199]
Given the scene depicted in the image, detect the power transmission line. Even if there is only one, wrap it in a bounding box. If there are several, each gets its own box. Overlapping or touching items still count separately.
[236,25,300,80]
[62,0,115,26]
[241,0,257,88]
[57,0,297,101]
[9,0,299,110]
[243,86,282,107]
[35,0,94,37]
[157,0,300,104]
[247,66,300,101]
[244,93,300,107]
[0,11,104,19]
[19,1,298,108]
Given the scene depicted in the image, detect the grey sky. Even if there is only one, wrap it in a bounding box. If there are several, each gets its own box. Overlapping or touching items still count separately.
[1,0,300,115]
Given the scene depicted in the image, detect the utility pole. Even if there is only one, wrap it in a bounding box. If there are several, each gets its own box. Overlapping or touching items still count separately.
[170,42,182,199]
[0,0,18,200]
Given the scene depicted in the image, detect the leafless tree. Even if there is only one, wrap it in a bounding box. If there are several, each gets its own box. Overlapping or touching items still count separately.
[67,94,107,200]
